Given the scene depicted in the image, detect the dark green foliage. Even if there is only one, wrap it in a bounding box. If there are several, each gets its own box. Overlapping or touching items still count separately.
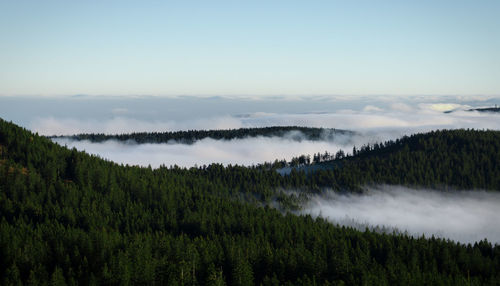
[1,118,500,285]
[468,107,500,113]
[51,126,353,144]
[294,129,500,191]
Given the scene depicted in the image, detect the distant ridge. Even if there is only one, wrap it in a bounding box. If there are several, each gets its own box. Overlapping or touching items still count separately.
[49,126,355,144]
[468,106,500,113]
[445,105,500,113]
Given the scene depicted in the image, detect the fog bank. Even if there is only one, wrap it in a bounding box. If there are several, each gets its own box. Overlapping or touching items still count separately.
[34,108,500,136]
[0,95,492,136]
[302,186,500,244]
[53,133,360,168]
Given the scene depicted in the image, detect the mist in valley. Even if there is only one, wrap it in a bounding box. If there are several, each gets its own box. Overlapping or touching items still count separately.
[34,95,500,169]
[52,132,359,168]
[301,186,500,244]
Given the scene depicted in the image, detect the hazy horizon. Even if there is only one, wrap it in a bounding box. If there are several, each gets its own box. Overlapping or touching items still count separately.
[2,95,500,135]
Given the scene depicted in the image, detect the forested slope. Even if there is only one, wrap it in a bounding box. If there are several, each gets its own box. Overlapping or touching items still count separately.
[1,119,500,285]
[283,129,500,192]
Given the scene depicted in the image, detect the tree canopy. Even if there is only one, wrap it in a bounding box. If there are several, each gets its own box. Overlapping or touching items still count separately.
[1,118,499,285]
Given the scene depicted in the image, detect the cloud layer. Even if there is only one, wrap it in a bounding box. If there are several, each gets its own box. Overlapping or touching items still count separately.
[35,104,500,136]
[302,186,500,244]
[53,133,360,168]
[33,116,244,136]
[47,102,500,168]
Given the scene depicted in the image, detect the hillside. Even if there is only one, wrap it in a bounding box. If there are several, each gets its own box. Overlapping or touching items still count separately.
[281,129,500,191]
[1,118,500,285]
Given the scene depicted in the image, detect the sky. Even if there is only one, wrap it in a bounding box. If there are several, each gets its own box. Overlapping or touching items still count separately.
[1,0,499,97]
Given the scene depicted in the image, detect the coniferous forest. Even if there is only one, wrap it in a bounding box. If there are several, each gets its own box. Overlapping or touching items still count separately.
[51,126,353,144]
[1,118,500,285]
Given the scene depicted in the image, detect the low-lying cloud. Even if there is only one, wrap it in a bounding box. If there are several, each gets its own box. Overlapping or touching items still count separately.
[33,105,500,137]
[47,105,500,168]
[53,133,360,168]
[24,96,500,169]
[33,116,243,136]
[302,186,500,244]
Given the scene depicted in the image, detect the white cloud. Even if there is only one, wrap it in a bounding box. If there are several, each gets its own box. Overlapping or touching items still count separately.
[362,105,384,112]
[36,103,500,169]
[111,108,129,115]
[238,108,500,134]
[418,103,470,112]
[390,102,413,112]
[33,116,243,136]
[35,99,500,169]
[52,134,360,168]
[302,186,500,244]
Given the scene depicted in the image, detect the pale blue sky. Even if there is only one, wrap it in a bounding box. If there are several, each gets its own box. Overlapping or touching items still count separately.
[0,0,499,96]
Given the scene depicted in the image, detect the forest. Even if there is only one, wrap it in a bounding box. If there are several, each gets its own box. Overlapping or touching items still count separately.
[469,107,500,113]
[50,126,353,144]
[1,118,500,285]
[280,128,500,191]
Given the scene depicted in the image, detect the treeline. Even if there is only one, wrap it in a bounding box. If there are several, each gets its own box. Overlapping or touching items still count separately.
[278,129,500,191]
[50,126,353,144]
[1,118,500,285]
[470,107,500,113]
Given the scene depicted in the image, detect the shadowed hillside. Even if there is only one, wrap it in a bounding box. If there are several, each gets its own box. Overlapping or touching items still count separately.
[1,118,500,285]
